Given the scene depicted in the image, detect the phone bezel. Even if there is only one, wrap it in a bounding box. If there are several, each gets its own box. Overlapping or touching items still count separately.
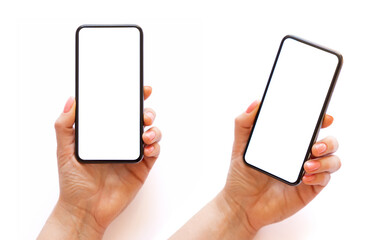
[75,24,144,163]
[243,35,343,185]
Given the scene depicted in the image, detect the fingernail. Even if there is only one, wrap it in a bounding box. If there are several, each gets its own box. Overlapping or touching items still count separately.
[305,161,320,172]
[146,145,154,153]
[314,143,327,154]
[303,174,315,182]
[146,112,155,122]
[246,100,259,113]
[145,131,156,141]
[63,97,74,113]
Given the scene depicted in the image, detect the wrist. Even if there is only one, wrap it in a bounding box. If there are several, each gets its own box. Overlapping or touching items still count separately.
[215,190,258,239]
[38,199,105,240]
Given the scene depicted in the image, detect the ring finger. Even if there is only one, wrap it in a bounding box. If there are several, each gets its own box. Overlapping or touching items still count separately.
[304,155,341,174]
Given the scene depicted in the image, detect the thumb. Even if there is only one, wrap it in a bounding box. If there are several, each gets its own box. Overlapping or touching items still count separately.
[54,97,76,150]
[232,100,260,156]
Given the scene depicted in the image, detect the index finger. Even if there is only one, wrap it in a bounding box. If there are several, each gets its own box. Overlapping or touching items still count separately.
[321,114,333,128]
[144,86,152,100]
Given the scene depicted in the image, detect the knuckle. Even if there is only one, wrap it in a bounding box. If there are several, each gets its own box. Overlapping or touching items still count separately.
[321,158,330,170]
[321,173,331,187]
[154,143,160,152]
[54,119,63,130]
[234,116,241,126]
[152,144,160,156]
[154,129,162,141]
[158,129,162,140]
[328,136,339,151]
[333,155,342,170]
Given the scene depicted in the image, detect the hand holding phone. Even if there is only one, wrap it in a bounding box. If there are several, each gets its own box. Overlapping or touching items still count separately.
[38,85,162,239]
[171,102,341,239]
[221,35,343,233]
[244,35,343,185]
[216,103,341,236]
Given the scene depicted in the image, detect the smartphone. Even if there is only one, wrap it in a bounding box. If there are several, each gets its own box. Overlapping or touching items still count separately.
[243,35,343,185]
[75,25,143,163]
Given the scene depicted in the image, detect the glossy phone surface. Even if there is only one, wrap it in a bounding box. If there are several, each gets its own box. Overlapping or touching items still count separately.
[243,35,342,185]
[75,25,143,163]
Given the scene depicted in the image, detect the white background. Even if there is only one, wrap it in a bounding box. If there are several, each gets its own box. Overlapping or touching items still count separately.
[1,0,390,239]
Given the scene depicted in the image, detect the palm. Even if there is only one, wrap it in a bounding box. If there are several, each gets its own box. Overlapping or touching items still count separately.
[57,136,155,228]
[226,153,323,230]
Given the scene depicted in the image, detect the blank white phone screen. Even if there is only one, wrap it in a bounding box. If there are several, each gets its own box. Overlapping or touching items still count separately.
[77,27,141,161]
[244,37,339,183]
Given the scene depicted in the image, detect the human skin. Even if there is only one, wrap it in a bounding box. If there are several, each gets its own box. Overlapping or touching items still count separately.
[171,100,341,239]
[38,86,162,240]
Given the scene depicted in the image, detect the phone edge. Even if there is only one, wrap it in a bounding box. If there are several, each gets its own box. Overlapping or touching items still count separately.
[74,24,144,164]
[242,35,343,186]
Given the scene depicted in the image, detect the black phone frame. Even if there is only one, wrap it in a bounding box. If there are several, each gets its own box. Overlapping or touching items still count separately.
[75,24,144,164]
[243,35,343,185]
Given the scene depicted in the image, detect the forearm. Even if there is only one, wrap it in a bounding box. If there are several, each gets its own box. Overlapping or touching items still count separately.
[38,200,105,240]
[170,191,256,240]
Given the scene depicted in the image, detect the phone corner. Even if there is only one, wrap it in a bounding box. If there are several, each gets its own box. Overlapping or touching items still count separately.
[286,171,305,186]
[242,153,250,166]
[75,153,87,164]
[282,34,301,42]
[133,153,144,163]
[283,34,294,40]
[132,24,143,34]
[286,179,302,186]
[75,25,87,35]
[335,52,343,65]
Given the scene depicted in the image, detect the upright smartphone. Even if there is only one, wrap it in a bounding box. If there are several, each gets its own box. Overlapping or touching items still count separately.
[243,35,343,185]
[75,25,143,163]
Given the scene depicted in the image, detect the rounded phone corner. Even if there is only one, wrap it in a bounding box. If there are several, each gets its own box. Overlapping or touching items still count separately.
[132,25,143,35]
[281,35,301,44]
[285,169,306,186]
[242,156,251,168]
[334,51,343,65]
[75,153,88,164]
[76,25,87,35]
[282,34,294,41]
[285,178,302,186]
[131,152,144,163]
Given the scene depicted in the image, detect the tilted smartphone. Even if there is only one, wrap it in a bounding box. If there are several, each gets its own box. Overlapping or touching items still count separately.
[243,35,343,185]
[75,25,143,163]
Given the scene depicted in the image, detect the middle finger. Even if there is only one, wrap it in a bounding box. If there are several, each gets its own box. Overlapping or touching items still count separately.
[304,155,341,174]
[142,127,162,145]
[311,136,339,158]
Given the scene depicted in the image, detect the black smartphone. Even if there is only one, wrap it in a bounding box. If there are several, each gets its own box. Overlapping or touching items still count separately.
[75,24,143,163]
[243,35,343,185]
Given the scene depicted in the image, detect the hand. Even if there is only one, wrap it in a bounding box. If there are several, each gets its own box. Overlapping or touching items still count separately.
[223,100,341,234]
[38,86,162,239]
[170,100,340,240]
